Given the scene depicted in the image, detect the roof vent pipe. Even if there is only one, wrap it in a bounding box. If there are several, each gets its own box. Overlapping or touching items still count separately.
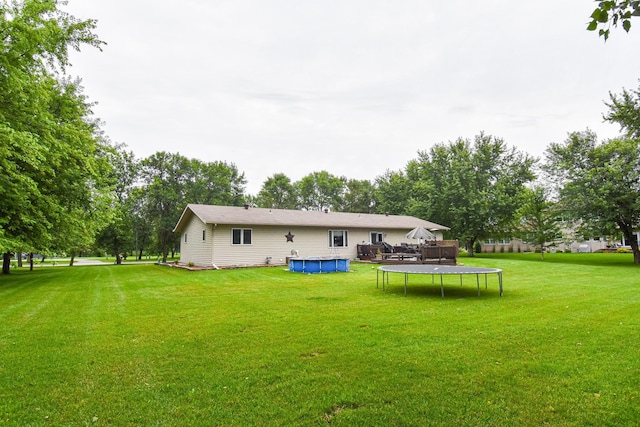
[244,204,249,210]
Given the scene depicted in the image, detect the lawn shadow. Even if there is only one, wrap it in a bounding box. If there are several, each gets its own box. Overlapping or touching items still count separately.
[378,279,504,300]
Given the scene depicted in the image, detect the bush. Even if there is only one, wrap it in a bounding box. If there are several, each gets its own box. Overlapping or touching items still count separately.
[616,248,632,253]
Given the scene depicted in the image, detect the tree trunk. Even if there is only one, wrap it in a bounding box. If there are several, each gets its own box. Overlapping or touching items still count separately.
[467,239,475,257]
[69,252,75,267]
[17,251,22,268]
[621,227,640,264]
[29,253,34,271]
[630,236,640,264]
[2,252,11,275]
[115,254,122,265]
[138,248,143,261]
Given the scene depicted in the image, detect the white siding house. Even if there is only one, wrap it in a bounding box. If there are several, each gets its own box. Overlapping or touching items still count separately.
[173,204,449,268]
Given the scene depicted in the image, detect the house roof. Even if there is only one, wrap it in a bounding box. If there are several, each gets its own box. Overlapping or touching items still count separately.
[173,204,449,233]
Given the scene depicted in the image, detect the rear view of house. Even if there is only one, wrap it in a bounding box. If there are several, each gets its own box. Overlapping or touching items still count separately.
[173,204,449,268]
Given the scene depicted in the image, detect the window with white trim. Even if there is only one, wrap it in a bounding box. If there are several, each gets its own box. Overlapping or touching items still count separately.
[370,231,383,244]
[484,238,511,245]
[232,228,252,245]
[329,230,348,248]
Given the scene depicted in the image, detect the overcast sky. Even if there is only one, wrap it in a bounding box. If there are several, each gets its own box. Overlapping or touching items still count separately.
[64,1,640,195]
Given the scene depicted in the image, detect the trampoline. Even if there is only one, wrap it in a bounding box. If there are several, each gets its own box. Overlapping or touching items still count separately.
[377,265,503,298]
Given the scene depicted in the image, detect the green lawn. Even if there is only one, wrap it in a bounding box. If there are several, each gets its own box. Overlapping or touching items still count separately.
[1,254,638,426]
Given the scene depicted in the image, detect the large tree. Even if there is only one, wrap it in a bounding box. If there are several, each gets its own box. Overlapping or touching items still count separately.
[296,171,346,212]
[514,186,561,260]
[256,173,298,209]
[127,188,153,260]
[138,152,190,263]
[0,0,105,273]
[93,143,139,264]
[374,170,411,216]
[407,133,536,255]
[185,159,246,207]
[138,152,246,262]
[340,179,376,213]
[544,130,640,263]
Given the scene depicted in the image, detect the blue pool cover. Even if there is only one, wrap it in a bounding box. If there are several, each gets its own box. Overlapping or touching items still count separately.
[289,257,350,274]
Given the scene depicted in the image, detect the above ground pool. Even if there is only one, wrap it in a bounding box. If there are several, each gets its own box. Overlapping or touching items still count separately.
[289,257,350,274]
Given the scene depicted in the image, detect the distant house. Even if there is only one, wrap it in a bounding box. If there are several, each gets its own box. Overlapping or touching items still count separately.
[481,223,640,254]
[173,204,449,268]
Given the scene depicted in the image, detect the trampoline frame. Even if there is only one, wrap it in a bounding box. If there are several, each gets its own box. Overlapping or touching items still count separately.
[377,265,503,298]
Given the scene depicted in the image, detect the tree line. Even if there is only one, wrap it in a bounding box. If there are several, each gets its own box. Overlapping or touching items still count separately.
[2,1,640,274]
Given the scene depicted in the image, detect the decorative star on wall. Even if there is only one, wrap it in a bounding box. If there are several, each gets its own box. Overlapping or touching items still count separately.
[285,231,295,242]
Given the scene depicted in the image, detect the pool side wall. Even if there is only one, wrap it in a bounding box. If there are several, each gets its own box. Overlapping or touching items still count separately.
[289,258,351,273]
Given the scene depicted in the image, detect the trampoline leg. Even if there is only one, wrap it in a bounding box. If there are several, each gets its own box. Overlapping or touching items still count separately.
[440,275,444,298]
[476,274,480,297]
[499,272,503,296]
[404,273,407,296]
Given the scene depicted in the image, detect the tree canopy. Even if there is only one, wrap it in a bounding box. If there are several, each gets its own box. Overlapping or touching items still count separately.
[256,173,298,209]
[296,171,346,212]
[406,133,536,255]
[135,152,246,263]
[514,186,561,260]
[545,131,640,263]
[374,170,411,216]
[588,0,640,40]
[1,0,106,273]
[604,80,640,138]
[340,179,376,213]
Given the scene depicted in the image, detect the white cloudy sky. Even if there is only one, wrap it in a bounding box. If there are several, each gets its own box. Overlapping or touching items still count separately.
[64,1,640,194]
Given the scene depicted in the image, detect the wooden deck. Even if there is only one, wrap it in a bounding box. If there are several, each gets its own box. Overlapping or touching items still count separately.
[368,244,458,265]
[370,257,457,265]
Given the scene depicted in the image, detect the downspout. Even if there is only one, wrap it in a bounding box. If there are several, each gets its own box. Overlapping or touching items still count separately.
[211,223,219,269]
